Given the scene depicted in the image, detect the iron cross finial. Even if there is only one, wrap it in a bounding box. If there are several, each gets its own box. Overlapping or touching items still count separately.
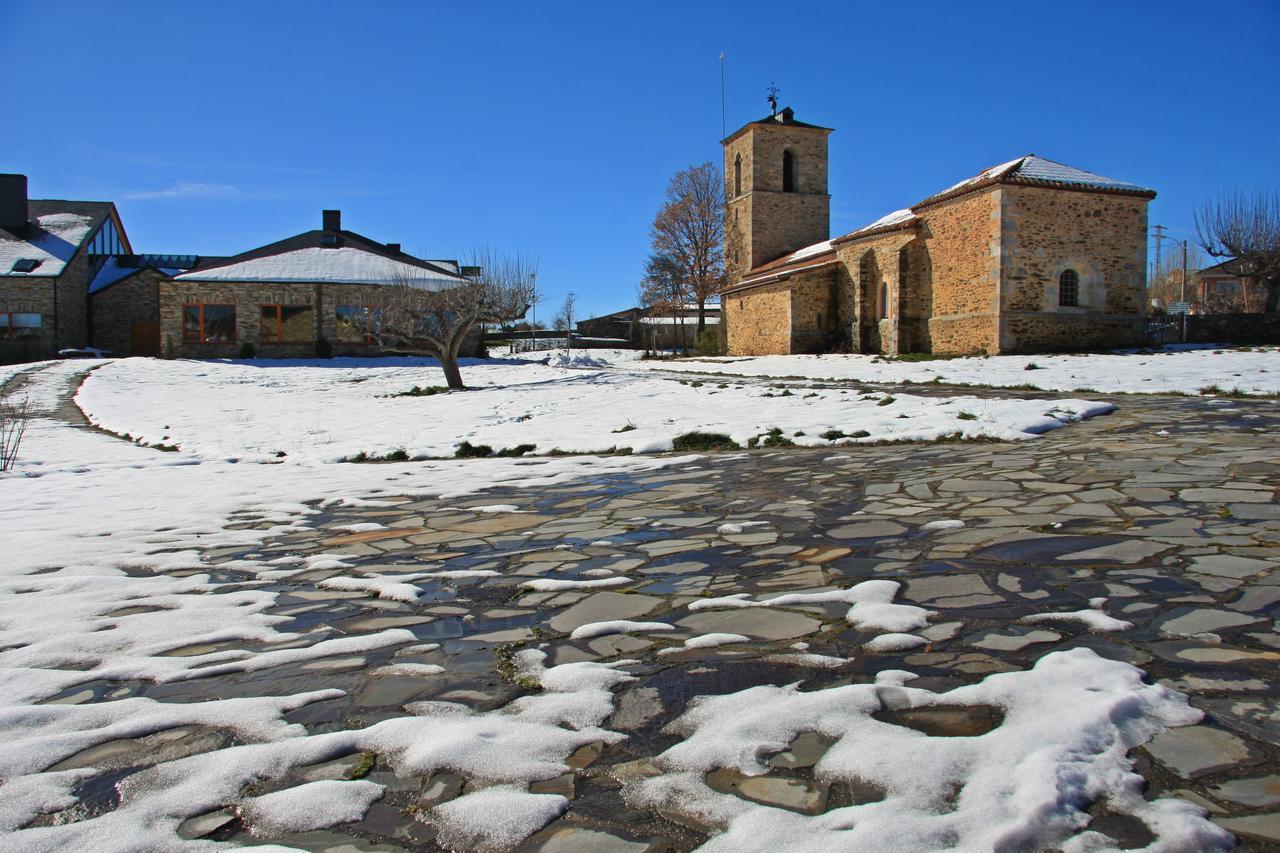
[767,83,780,116]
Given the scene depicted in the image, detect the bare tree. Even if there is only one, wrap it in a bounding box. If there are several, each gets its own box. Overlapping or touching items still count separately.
[650,163,725,335]
[639,253,691,352]
[361,249,539,389]
[0,395,31,472]
[1195,190,1280,313]
[554,292,576,351]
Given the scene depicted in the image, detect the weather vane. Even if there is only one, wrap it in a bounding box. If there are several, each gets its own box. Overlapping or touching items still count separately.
[767,82,780,116]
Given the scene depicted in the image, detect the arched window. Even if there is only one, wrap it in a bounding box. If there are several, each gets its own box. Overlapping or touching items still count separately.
[782,150,796,192]
[1059,269,1079,307]
[879,281,890,319]
[734,154,742,197]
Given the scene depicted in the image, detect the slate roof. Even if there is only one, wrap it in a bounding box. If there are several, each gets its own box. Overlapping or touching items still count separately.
[173,227,467,286]
[1,200,115,278]
[913,155,1155,210]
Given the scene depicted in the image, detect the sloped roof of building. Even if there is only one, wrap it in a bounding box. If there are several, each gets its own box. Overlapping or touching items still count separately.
[913,155,1155,209]
[1,200,114,278]
[173,226,467,287]
[723,237,842,295]
[722,106,834,144]
[828,156,1155,250]
[90,254,231,294]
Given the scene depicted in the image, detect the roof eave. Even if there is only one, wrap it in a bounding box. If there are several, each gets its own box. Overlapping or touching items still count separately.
[830,219,920,247]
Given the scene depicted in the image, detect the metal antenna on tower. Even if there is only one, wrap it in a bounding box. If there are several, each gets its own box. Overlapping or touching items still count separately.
[719,52,726,139]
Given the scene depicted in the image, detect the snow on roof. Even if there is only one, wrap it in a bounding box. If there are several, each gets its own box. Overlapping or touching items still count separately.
[1010,155,1150,192]
[834,208,918,244]
[0,213,95,277]
[785,239,834,263]
[935,158,1026,198]
[174,247,466,288]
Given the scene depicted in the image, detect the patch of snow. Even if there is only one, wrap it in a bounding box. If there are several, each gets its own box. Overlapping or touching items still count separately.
[174,247,466,287]
[1023,609,1133,633]
[431,785,568,852]
[920,519,965,532]
[0,213,94,278]
[626,649,1230,851]
[241,779,385,834]
[568,620,674,640]
[519,577,633,593]
[689,581,932,634]
[863,633,929,652]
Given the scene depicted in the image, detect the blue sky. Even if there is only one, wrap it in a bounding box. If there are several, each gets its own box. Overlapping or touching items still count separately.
[3,0,1278,319]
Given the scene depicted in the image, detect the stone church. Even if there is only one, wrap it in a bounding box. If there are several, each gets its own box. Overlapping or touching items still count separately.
[721,107,1155,355]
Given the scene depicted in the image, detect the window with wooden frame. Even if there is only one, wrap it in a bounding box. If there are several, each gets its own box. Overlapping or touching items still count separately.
[182,304,236,344]
[0,312,42,339]
[335,305,384,344]
[1058,269,1079,307]
[260,304,314,343]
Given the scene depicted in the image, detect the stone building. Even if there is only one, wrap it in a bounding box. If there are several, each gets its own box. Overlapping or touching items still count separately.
[0,174,132,361]
[155,210,479,359]
[721,108,1156,355]
[2,170,485,364]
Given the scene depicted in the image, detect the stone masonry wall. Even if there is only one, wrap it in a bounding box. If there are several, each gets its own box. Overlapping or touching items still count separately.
[0,278,56,363]
[55,250,90,351]
[916,189,1002,354]
[836,230,917,355]
[91,270,161,356]
[725,282,793,355]
[159,281,484,360]
[999,185,1148,352]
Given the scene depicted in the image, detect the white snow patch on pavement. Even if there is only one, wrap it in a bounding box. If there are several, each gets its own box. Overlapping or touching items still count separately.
[431,785,569,852]
[626,649,1231,852]
[241,779,385,834]
[569,620,675,640]
[1023,609,1134,633]
[689,580,932,634]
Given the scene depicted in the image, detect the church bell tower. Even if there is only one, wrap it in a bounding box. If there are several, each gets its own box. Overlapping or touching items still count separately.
[723,97,833,283]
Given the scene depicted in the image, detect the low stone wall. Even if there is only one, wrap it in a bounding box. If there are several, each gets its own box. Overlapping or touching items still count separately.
[1184,313,1280,345]
[1002,313,1144,353]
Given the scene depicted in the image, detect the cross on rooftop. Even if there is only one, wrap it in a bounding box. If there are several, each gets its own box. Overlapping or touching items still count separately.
[767,83,780,116]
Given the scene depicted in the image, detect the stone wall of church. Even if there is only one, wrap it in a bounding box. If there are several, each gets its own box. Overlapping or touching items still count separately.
[916,189,1002,354]
[998,185,1148,352]
[725,266,840,355]
[725,282,792,355]
[836,230,918,355]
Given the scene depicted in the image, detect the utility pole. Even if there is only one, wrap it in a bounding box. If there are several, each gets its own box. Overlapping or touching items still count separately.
[1151,223,1168,284]
[1181,239,1189,343]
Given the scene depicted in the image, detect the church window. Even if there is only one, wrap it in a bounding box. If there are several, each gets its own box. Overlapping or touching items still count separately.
[734,154,742,197]
[879,281,889,319]
[783,150,796,192]
[1059,269,1079,307]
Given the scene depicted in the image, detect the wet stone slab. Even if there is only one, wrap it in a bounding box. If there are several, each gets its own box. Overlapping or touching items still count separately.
[28,389,1280,850]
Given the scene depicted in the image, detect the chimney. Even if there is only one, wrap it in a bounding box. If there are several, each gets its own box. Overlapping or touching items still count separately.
[386,242,401,253]
[322,209,341,232]
[0,174,29,232]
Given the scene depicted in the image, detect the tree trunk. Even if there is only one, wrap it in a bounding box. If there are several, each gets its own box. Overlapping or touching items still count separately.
[440,349,465,389]
[697,299,706,336]
[1266,280,1279,313]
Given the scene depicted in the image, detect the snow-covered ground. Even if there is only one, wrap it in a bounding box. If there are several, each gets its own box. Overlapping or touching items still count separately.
[0,361,1233,849]
[75,356,1113,463]
[613,345,1280,395]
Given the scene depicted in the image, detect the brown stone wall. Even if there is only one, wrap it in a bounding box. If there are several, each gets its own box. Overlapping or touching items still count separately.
[55,250,90,350]
[91,270,161,356]
[725,283,793,355]
[0,278,57,362]
[836,231,917,355]
[998,185,1148,352]
[157,280,485,360]
[916,189,1002,354]
[724,267,839,355]
[159,280,324,359]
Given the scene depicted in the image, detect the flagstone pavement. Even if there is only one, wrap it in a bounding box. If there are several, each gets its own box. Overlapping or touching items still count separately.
[29,376,1280,850]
